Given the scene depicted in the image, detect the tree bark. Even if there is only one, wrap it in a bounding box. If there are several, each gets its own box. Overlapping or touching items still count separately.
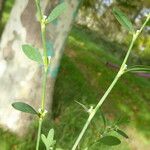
[0,0,80,136]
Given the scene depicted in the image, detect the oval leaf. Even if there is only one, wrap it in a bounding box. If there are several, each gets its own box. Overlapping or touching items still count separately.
[47,2,67,23]
[12,102,38,115]
[100,136,121,146]
[115,129,129,139]
[113,8,134,33]
[22,44,43,63]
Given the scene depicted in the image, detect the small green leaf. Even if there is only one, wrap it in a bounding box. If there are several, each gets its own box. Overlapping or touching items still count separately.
[113,8,134,33]
[75,100,89,112]
[115,129,129,139]
[46,2,67,23]
[22,44,43,63]
[41,134,49,150]
[12,102,38,115]
[100,136,121,146]
[125,65,150,73]
[47,129,55,145]
[41,129,56,150]
[46,41,55,57]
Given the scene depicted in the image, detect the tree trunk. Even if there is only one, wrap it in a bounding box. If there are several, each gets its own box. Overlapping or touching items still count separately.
[0,0,80,136]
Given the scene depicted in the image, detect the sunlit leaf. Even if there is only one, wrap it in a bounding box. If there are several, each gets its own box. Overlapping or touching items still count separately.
[41,129,56,150]
[47,129,55,145]
[22,44,43,63]
[46,2,67,23]
[113,8,134,33]
[12,102,38,115]
[41,134,49,150]
[100,135,121,146]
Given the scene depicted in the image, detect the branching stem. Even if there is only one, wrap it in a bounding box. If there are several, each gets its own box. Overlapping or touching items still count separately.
[35,0,48,149]
[72,13,150,150]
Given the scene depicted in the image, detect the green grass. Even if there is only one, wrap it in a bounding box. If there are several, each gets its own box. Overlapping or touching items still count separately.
[0,1,150,147]
[0,25,150,150]
[52,25,150,149]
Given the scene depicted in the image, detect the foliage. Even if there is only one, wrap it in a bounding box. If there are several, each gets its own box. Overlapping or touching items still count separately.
[0,25,150,150]
[0,0,149,150]
[11,1,67,150]
[41,129,56,150]
[113,8,134,33]
[12,102,38,115]
[22,45,43,64]
[10,3,150,149]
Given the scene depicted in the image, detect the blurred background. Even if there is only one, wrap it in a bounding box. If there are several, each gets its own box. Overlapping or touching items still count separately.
[0,0,150,150]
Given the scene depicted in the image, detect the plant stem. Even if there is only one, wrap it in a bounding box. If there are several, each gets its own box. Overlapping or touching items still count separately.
[36,23,48,150]
[72,72,120,150]
[121,13,150,69]
[41,22,48,67]
[72,14,150,150]
[41,70,48,111]
[35,0,43,21]
[35,0,48,149]
[36,118,43,150]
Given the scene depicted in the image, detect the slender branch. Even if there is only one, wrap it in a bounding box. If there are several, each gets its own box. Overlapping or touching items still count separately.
[121,13,150,68]
[72,73,120,150]
[35,0,48,149]
[41,21,48,69]
[36,118,43,150]
[72,13,150,150]
[35,0,43,21]
[41,69,48,111]
[138,14,150,34]
[121,35,135,69]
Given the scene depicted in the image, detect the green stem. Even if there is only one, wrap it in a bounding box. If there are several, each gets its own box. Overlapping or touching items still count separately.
[72,74,120,150]
[36,118,43,150]
[41,69,48,111]
[36,24,48,150]
[35,0,48,149]
[35,0,43,21]
[121,13,150,69]
[121,35,135,69]
[41,22,48,64]
[72,13,150,150]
